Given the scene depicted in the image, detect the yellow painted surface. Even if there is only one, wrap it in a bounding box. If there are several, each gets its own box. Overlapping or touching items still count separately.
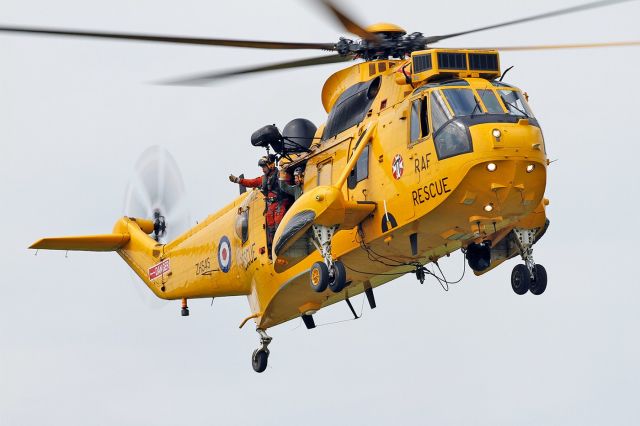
[31,49,549,331]
[365,22,406,34]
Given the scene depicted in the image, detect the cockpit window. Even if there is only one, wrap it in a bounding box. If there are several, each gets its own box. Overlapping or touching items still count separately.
[413,79,469,96]
[410,98,430,144]
[410,100,420,142]
[433,79,470,87]
[430,91,451,133]
[477,89,504,114]
[491,81,514,88]
[441,89,480,116]
[498,90,534,118]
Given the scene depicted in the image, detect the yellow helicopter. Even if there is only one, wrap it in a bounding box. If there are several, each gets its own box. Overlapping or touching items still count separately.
[5,0,639,373]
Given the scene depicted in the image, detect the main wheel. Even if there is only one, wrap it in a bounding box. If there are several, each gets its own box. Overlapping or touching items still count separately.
[252,349,268,373]
[328,261,347,293]
[511,264,531,295]
[530,264,548,295]
[310,261,329,292]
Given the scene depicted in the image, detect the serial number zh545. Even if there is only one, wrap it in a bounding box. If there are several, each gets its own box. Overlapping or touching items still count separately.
[195,258,211,275]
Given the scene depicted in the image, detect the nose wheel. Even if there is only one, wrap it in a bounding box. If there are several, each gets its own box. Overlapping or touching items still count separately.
[511,228,548,295]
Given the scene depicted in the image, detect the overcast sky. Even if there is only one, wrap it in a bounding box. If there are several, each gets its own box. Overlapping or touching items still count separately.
[1,1,639,425]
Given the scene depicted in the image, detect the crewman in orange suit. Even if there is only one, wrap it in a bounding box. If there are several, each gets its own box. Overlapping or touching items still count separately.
[229,154,290,256]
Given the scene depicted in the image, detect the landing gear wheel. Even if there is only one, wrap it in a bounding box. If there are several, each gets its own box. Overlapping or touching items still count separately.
[530,264,547,295]
[328,261,347,293]
[310,261,329,292]
[511,264,531,295]
[251,349,268,373]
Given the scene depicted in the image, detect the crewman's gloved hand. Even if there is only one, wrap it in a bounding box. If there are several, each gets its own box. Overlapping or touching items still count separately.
[229,174,239,183]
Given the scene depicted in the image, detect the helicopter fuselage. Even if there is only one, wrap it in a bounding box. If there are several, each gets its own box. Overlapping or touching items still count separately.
[106,57,548,330]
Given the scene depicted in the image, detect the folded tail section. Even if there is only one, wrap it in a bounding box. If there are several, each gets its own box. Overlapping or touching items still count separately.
[29,217,168,298]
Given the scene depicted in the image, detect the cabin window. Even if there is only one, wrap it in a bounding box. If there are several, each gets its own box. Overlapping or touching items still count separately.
[477,89,504,114]
[499,90,535,118]
[441,88,480,116]
[347,144,370,189]
[235,208,249,244]
[430,91,451,134]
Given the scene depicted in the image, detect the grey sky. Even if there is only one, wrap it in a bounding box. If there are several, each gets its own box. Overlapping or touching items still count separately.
[1,1,639,425]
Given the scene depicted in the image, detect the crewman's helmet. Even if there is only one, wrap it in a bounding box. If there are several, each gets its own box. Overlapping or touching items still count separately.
[258,156,269,167]
[293,167,304,177]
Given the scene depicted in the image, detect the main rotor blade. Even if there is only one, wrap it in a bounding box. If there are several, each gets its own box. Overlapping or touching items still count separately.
[483,40,640,51]
[0,25,336,51]
[162,54,353,85]
[425,0,638,44]
[315,0,378,41]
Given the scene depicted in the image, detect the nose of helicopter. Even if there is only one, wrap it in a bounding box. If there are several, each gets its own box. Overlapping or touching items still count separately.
[454,120,548,225]
[406,118,548,240]
[461,158,546,221]
[470,118,545,152]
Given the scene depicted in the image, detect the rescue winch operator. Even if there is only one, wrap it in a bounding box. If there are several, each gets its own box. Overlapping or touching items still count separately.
[229,154,290,256]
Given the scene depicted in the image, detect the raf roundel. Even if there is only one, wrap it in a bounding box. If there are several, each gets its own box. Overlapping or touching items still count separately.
[218,236,232,273]
[392,154,404,180]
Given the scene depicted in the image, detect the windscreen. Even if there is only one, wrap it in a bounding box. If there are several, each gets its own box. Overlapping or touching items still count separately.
[498,89,534,117]
[441,89,478,116]
[476,89,504,114]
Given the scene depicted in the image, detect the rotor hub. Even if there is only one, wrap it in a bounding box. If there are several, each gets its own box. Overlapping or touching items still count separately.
[365,22,406,36]
[152,209,167,242]
[335,31,429,60]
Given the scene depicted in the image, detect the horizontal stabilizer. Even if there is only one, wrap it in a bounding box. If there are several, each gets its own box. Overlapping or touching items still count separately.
[29,233,130,251]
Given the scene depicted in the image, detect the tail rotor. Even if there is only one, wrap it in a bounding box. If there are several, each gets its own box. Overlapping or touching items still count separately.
[123,145,190,244]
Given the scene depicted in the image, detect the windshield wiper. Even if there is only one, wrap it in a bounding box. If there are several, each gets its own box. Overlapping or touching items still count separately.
[470,88,489,119]
[469,99,481,118]
[502,99,529,118]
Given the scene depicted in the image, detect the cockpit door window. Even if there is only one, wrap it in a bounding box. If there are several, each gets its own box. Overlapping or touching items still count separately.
[420,97,429,138]
[430,91,451,134]
[410,97,431,145]
[410,100,421,143]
